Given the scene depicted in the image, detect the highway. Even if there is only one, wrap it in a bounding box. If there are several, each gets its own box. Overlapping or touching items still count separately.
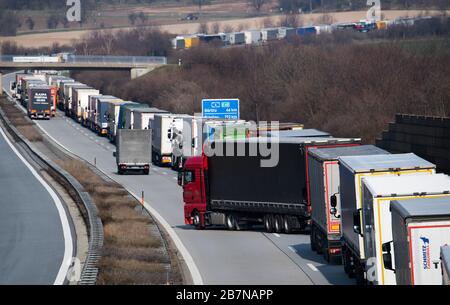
[0,107,73,284]
[2,72,353,285]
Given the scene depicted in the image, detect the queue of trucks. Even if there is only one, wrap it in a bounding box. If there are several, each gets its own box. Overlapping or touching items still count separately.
[9,71,450,285]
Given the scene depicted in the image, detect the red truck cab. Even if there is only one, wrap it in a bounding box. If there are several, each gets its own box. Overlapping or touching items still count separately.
[180,155,207,228]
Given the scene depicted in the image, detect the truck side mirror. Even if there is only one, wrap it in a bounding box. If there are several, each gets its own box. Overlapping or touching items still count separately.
[353,209,363,236]
[382,241,395,271]
[330,194,337,207]
[113,151,116,157]
[177,171,183,186]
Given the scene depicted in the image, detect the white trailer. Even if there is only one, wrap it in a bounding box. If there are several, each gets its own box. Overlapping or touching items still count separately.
[260,28,279,42]
[361,174,450,285]
[72,88,100,123]
[389,197,450,285]
[278,27,296,39]
[152,114,190,166]
[228,32,245,45]
[308,145,389,264]
[133,107,169,130]
[107,100,128,142]
[339,153,436,284]
[93,96,122,134]
[63,83,88,116]
[244,30,260,44]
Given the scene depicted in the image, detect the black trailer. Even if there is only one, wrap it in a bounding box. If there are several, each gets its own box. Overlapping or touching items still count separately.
[27,86,52,120]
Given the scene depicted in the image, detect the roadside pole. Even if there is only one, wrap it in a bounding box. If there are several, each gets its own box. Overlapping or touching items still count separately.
[0,73,3,96]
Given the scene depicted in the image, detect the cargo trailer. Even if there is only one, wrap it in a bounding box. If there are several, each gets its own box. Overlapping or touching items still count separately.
[20,78,46,106]
[133,107,169,130]
[71,87,100,123]
[389,196,450,285]
[185,36,200,49]
[260,28,278,42]
[314,24,332,34]
[267,129,330,138]
[27,85,52,120]
[115,129,152,175]
[118,102,144,130]
[56,79,75,110]
[278,27,296,39]
[63,83,89,116]
[339,153,436,284]
[297,26,317,36]
[172,37,185,49]
[244,30,260,44]
[123,104,154,129]
[442,245,450,285]
[199,34,226,45]
[228,32,245,45]
[308,145,389,264]
[180,137,361,232]
[93,96,122,135]
[153,114,192,166]
[106,100,128,142]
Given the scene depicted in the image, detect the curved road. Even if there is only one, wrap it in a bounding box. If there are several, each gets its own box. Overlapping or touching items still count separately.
[2,72,352,285]
[0,98,72,284]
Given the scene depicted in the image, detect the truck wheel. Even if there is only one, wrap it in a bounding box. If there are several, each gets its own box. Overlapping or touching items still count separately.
[343,247,355,277]
[283,216,293,234]
[143,169,150,175]
[354,260,366,285]
[193,212,204,230]
[274,215,283,234]
[225,214,236,231]
[264,214,274,233]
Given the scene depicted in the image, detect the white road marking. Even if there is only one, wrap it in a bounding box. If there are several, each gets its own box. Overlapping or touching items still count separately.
[33,122,204,285]
[0,126,73,285]
[307,263,319,272]
[273,233,281,238]
[288,246,297,253]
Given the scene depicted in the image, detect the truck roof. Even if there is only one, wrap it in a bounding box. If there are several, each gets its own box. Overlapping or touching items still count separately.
[29,85,52,90]
[391,196,450,219]
[362,173,450,198]
[132,107,169,114]
[339,153,435,173]
[308,145,388,161]
[268,129,330,138]
[214,137,360,145]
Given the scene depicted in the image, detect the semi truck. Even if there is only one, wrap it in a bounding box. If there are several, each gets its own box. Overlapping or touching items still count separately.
[27,86,52,120]
[71,87,100,123]
[63,83,89,116]
[107,100,128,142]
[179,137,361,232]
[115,129,152,175]
[389,196,450,285]
[133,107,169,130]
[338,153,436,285]
[57,79,75,110]
[308,145,389,264]
[91,96,122,135]
[117,102,145,130]
[361,174,450,285]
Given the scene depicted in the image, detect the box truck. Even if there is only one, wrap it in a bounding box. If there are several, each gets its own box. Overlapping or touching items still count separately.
[27,86,52,120]
[64,83,89,116]
[92,96,122,135]
[107,100,128,142]
[71,87,100,123]
[361,174,450,285]
[179,137,360,232]
[339,153,436,284]
[152,114,192,166]
[133,107,169,130]
[442,245,450,285]
[308,145,389,264]
[115,129,152,175]
[389,196,450,285]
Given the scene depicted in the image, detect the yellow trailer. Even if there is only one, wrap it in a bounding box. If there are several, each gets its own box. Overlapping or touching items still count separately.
[185,36,200,49]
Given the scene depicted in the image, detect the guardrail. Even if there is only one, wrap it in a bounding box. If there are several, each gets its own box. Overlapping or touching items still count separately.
[0,97,103,285]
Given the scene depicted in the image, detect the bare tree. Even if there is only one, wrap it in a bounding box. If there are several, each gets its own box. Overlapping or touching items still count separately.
[223,24,234,33]
[211,22,220,34]
[248,0,267,11]
[197,22,209,34]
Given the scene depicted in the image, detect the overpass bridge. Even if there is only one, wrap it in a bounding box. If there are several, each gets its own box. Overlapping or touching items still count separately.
[0,55,167,93]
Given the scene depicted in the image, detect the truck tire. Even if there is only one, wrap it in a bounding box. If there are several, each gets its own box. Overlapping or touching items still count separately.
[342,246,355,278]
[264,214,274,233]
[193,211,204,230]
[354,260,366,285]
[274,215,283,234]
[225,214,236,231]
[283,216,293,234]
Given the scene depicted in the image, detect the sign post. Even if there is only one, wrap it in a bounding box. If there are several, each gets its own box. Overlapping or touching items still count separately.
[202,99,240,120]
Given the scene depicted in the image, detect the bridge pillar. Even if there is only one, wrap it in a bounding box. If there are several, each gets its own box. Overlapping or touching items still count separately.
[0,73,3,96]
[130,67,155,79]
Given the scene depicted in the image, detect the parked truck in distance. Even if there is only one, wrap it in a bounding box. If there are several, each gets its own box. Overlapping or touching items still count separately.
[390,196,450,285]
[115,129,152,175]
[179,137,360,232]
[308,145,389,264]
[27,86,52,120]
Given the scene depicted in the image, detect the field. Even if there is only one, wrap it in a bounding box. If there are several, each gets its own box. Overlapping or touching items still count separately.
[1,9,447,48]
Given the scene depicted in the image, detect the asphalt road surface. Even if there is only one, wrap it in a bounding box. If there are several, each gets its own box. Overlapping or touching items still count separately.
[2,73,353,285]
[0,116,72,284]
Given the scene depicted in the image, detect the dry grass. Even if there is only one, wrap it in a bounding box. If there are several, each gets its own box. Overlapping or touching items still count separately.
[16,125,43,142]
[0,99,43,142]
[55,158,179,285]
